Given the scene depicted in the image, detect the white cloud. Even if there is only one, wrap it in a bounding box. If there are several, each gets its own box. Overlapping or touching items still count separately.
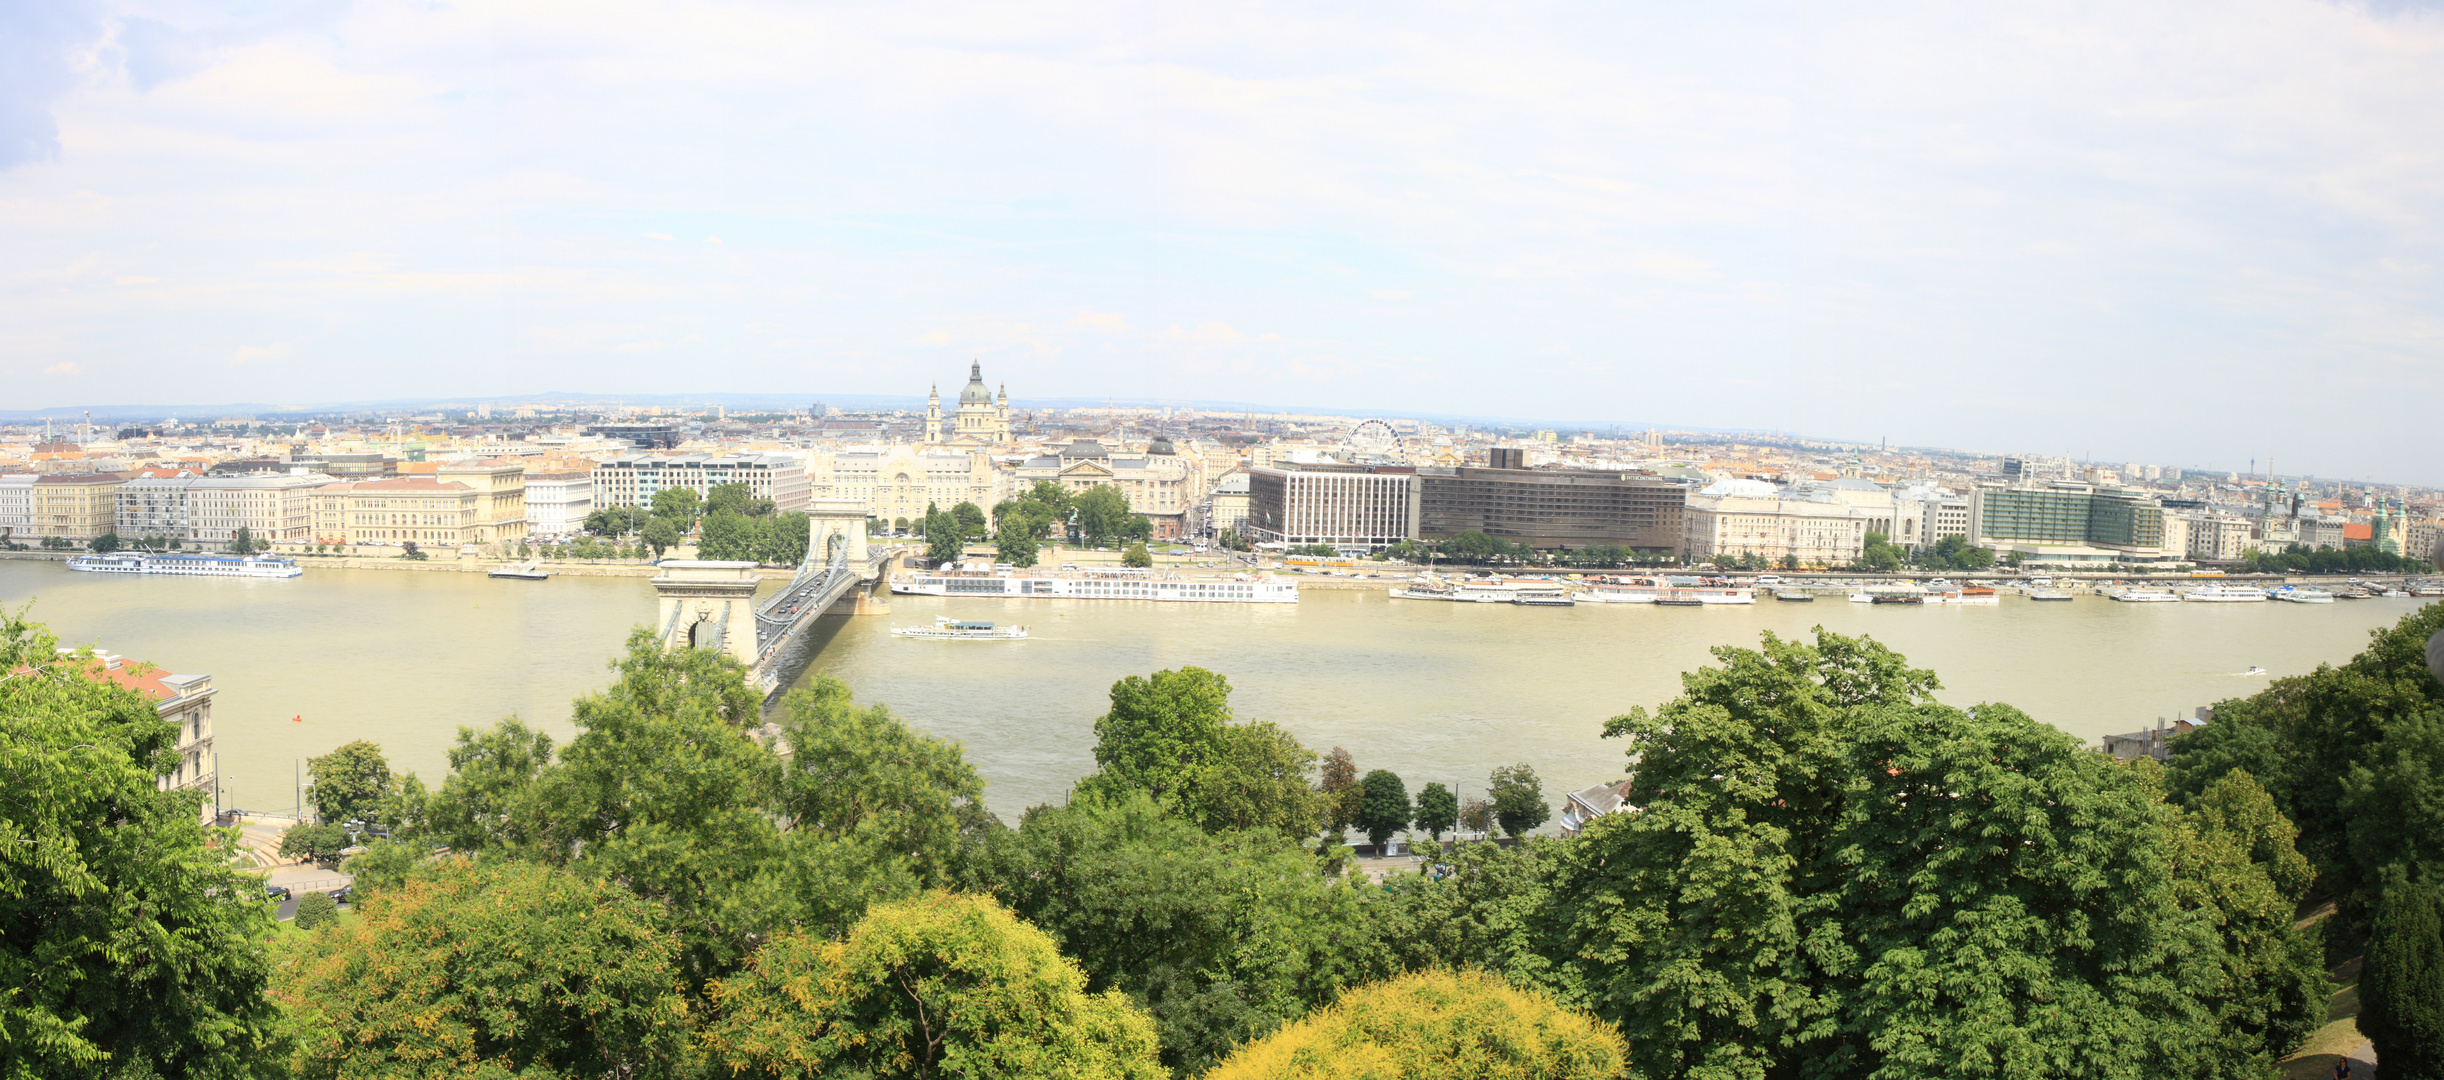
[2,0,2442,480]
[42,361,82,375]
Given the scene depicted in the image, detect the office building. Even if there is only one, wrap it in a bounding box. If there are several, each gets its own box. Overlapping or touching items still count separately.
[524,470,594,536]
[1246,465,1416,551]
[1967,484,2178,563]
[1412,465,1683,552]
[592,454,811,513]
[1680,480,1870,566]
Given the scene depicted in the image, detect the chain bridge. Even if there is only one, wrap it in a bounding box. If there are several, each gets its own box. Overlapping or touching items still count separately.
[651,499,906,695]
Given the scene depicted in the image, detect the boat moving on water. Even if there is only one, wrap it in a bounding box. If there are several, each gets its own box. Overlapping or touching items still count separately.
[893,616,1027,640]
[2183,585,2269,603]
[67,552,303,579]
[2272,587,2334,604]
[487,559,551,580]
[894,566,1296,603]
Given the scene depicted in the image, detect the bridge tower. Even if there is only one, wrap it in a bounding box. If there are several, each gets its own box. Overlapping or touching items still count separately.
[806,498,869,565]
[651,561,762,664]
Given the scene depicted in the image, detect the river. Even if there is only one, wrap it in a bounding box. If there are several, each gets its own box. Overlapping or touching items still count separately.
[8,559,2430,822]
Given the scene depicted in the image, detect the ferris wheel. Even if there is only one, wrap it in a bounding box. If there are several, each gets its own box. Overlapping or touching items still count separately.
[1349,419,1402,456]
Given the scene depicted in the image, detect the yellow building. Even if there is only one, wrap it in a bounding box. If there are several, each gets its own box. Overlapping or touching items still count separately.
[436,460,528,542]
[312,478,481,547]
[34,473,124,541]
[925,361,1012,446]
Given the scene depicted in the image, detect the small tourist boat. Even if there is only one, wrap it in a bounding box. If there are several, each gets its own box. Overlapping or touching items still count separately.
[487,560,551,580]
[892,617,1028,640]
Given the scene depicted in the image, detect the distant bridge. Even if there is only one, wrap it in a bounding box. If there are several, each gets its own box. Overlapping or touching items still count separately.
[652,499,906,695]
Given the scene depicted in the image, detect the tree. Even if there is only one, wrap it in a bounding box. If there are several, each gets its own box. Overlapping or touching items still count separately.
[1204,969,1625,1080]
[649,485,702,527]
[952,500,988,541]
[957,793,1378,1074]
[88,531,119,553]
[640,516,681,557]
[1356,769,1412,849]
[1413,782,1459,841]
[229,524,259,554]
[305,739,392,824]
[1853,529,1905,572]
[696,509,757,560]
[1080,667,1234,805]
[1487,763,1547,837]
[1182,720,1328,838]
[995,513,1040,568]
[276,857,691,1080]
[1320,747,1362,833]
[1459,797,1494,836]
[701,891,1165,1080]
[1122,541,1152,568]
[0,613,286,1075]
[585,505,639,536]
[292,889,338,930]
[2362,879,2444,1078]
[1076,484,1133,547]
[1535,628,2310,1079]
[705,481,773,518]
[924,502,966,563]
[280,822,349,866]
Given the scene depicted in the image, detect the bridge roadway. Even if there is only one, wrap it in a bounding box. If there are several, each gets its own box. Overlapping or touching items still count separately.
[743,542,905,695]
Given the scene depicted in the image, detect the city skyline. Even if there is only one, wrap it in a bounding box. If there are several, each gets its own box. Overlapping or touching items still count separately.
[7,2,2444,484]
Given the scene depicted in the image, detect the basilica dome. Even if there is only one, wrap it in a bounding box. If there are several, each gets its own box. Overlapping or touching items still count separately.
[959,361,992,405]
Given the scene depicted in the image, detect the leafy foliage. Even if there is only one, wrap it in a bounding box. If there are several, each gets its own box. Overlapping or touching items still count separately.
[278,823,348,865]
[1077,667,1325,838]
[701,891,1164,1080]
[2360,879,2444,1078]
[275,856,690,1079]
[1356,769,1411,848]
[1123,541,1152,568]
[1488,762,1548,837]
[1412,781,1459,841]
[697,508,808,565]
[304,739,391,825]
[1204,969,1626,1080]
[959,793,1376,1074]
[994,512,1039,567]
[1535,628,2314,1079]
[0,613,286,1078]
[291,890,337,931]
[704,481,774,518]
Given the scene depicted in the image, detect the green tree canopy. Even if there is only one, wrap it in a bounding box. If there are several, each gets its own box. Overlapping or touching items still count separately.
[291,889,337,931]
[1412,781,1459,841]
[1853,530,1906,572]
[1356,769,1411,848]
[1535,628,2315,1079]
[0,613,286,1077]
[1204,969,1625,1080]
[952,500,988,541]
[1320,747,1361,834]
[701,891,1165,1080]
[649,485,702,527]
[1077,667,1325,838]
[304,739,392,825]
[2360,878,2444,1078]
[640,516,681,557]
[705,481,774,517]
[1488,763,1548,838]
[1076,484,1133,547]
[1122,541,1152,568]
[276,856,690,1079]
[958,792,1375,1073]
[995,512,1040,568]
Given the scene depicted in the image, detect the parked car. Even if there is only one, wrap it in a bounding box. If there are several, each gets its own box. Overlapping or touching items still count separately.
[263,884,292,902]
[327,883,352,905]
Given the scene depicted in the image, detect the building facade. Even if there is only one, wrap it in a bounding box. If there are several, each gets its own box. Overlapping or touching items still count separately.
[1412,465,1683,552]
[809,446,1006,528]
[1967,483,2179,563]
[1680,483,1870,566]
[1014,440,1201,539]
[1207,471,1251,535]
[72,650,215,822]
[0,474,33,543]
[310,478,482,547]
[1245,465,1417,551]
[436,461,529,543]
[591,454,811,514]
[525,470,594,536]
[33,474,124,541]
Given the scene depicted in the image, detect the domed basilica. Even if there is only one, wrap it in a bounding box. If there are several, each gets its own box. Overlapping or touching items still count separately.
[925,361,1010,446]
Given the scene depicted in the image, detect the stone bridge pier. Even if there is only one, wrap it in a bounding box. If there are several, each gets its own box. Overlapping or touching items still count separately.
[651,561,762,666]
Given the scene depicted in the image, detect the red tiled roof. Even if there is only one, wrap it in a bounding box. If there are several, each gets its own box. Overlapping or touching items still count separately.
[2344,523,2373,540]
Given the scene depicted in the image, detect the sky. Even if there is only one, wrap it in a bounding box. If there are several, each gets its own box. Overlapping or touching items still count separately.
[3,1,2442,484]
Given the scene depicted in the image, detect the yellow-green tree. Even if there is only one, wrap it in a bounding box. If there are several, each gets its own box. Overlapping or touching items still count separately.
[1205,969,1626,1080]
[701,891,1163,1080]
[275,856,691,1079]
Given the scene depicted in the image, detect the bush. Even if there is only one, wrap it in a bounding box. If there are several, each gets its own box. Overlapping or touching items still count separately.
[702,891,1164,1079]
[2361,880,2444,1077]
[280,822,349,865]
[1204,969,1626,1080]
[293,890,337,930]
[1122,542,1152,568]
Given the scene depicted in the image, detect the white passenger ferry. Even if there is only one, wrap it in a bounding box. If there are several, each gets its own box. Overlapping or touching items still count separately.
[892,566,1298,604]
[893,617,1028,640]
[2182,584,2268,603]
[1579,575,1754,605]
[66,552,303,579]
[1390,576,1573,605]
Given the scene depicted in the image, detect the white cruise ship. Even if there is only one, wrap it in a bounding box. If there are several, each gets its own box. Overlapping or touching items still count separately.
[1391,576,1573,605]
[892,566,1297,604]
[66,552,303,579]
[2272,587,2335,604]
[2182,584,2268,603]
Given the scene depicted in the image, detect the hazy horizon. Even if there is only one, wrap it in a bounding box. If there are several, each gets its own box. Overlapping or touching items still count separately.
[7,1,2443,484]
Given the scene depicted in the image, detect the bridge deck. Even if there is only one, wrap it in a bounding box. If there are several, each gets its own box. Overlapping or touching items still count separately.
[745,545,899,694]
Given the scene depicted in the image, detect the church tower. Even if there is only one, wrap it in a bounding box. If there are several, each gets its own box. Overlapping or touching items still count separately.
[996,383,1010,444]
[925,384,942,444]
